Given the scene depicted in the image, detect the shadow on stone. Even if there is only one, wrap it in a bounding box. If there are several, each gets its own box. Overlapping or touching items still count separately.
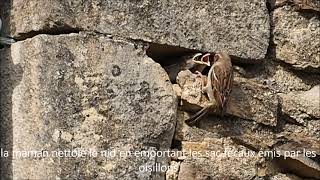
[0,48,23,178]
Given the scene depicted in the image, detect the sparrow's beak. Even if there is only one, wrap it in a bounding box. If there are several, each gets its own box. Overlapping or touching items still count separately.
[192,53,203,64]
[200,53,211,66]
[192,53,203,60]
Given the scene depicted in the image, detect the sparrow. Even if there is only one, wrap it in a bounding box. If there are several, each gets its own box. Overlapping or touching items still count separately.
[0,17,15,45]
[186,51,233,125]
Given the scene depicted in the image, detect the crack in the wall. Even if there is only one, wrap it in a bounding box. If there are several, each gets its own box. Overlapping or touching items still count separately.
[266,0,277,61]
[170,139,182,151]
[310,154,320,165]
[276,58,320,74]
[15,25,82,41]
[146,42,200,66]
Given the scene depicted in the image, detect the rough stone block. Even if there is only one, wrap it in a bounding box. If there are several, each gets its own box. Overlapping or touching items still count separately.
[10,0,269,59]
[0,33,177,179]
[178,138,260,179]
[280,85,320,124]
[273,6,320,71]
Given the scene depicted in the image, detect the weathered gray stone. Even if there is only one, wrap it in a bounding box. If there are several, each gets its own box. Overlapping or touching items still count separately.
[166,161,180,180]
[174,111,222,142]
[10,0,269,59]
[281,119,320,148]
[280,85,320,124]
[268,133,320,179]
[262,62,319,93]
[273,6,320,71]
[273,141,320,179]
[230,61,320,94]
[174,113,264,178]
[177,70,279,126]
[269,173,302,180]
[0,33,177,179]
[174,119,320,179]
[175,101,319,154]
[178,162,196,180]
[176,70,209,110]
[178,138,260,179]
[172,84,182,99]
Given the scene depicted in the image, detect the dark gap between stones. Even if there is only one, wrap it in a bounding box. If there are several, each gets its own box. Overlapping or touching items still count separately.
[15,24,82,41]
[171,139,182,151]
[146,42,200,66]
[146,42,261,67]
[310,154,320,164]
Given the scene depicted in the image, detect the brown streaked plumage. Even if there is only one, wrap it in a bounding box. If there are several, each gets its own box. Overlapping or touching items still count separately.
[211,52,233,116]
[186,51,233,125]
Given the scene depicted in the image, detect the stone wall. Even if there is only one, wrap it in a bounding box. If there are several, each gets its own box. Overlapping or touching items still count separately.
[0,0,319,179]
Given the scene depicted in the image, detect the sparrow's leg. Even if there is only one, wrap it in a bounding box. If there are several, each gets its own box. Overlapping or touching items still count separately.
[185,105,211,125]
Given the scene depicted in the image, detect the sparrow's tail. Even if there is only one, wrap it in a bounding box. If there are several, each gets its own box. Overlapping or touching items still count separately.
[220,99,229,117]
[220,107,226,117]
[185,105,211,126]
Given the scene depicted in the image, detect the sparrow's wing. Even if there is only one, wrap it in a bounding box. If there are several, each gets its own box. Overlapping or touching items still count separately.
[212,63,233,111]
[225,69,233,98]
